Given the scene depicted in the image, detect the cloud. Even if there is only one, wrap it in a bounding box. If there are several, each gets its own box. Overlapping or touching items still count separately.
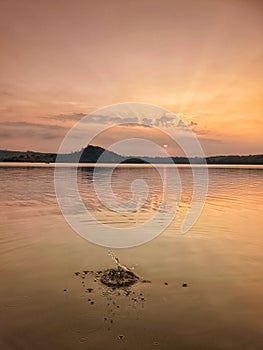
[0,121,68,140]
[0,90,13,97]
[43,113,139,125]
[43,112,182,129]
[88,115,139,125]
[179,120,212,136]
[43,113,86,122]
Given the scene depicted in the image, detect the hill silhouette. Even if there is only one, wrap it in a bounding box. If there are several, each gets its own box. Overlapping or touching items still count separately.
[0,145,262,164]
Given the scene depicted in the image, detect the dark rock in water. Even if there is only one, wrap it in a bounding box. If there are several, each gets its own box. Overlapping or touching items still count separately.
[164,282,168,285]
[74,251,150,290]
[118,335,125,340]
[100,267,139,288]
[63,289,67,292]
[182,283,188,287]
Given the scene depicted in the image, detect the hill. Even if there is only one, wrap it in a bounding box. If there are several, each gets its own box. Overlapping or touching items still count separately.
[0,146,262,164]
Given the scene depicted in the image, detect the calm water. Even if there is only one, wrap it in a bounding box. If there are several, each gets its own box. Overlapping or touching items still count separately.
[0,164,262,350]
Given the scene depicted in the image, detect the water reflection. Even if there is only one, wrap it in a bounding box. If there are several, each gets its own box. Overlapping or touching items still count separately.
[0,164,263,349]
[78,166,181,228]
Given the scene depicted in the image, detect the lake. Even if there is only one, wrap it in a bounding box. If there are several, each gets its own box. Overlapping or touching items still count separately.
[0,163,262,350]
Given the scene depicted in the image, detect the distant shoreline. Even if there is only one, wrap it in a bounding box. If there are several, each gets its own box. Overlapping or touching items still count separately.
[1,163,263,169]
[1,145,263,165]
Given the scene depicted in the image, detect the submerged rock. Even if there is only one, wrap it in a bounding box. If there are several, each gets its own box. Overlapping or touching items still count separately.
[100,267,139,288]
[74,251,151,290]
[98,251,150,288]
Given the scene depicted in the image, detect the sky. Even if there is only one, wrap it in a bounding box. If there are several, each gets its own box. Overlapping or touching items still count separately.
[0,0,263,156]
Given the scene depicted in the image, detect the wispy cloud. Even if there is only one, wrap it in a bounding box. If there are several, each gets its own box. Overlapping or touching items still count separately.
[0,121,68,140]
[42,111,183,128]
[43,113,86,122]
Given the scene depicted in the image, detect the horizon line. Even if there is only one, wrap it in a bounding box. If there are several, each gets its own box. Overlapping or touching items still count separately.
[0,145,262,159]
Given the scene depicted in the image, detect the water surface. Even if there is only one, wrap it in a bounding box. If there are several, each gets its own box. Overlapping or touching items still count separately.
[0,164,262,349]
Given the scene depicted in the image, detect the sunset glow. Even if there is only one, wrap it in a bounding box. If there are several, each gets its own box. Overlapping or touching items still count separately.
[0,0,262,155]
[1,2,263,348]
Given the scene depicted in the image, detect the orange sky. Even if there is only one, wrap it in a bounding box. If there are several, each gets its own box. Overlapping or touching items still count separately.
[0,0,262,155]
